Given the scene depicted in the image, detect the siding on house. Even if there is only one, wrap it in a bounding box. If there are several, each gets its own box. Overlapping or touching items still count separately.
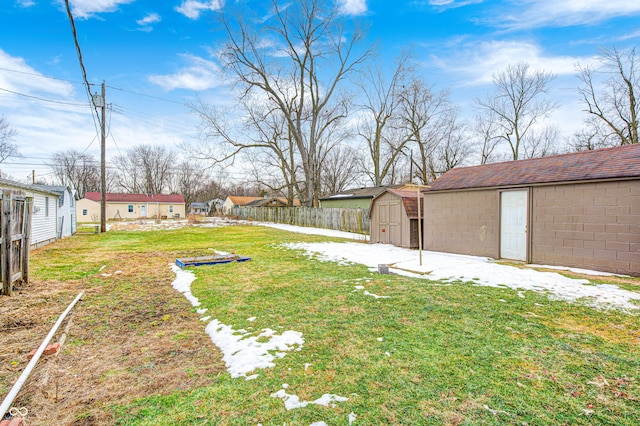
[77,192,186,222]
[0,179,61,248]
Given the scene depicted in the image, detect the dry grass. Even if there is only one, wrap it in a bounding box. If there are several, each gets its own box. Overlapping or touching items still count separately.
[0,244,224,425]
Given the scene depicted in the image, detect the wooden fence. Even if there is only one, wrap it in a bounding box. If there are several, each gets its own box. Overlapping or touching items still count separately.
[1,190,32,296]
[233,207,370,234]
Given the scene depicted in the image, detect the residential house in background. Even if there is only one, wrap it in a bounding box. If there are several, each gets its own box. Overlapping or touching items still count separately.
[0,178,73,248]
[423,144,640,276]
[242,197,302,208]
[222,196,262,215]
[189,202,210,215]
[33,184,78,238]
[319,186,400,209]
[76,192,186,222]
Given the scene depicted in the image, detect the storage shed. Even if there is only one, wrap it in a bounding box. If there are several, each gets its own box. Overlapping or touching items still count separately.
[423,144,640,276]
[370,188,424,248]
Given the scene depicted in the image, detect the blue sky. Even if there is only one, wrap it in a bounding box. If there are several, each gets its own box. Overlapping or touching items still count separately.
[1,0,639,184]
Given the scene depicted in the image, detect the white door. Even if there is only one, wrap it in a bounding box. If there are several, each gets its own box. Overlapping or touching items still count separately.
[500,190,528,261]
[140,205,147,217]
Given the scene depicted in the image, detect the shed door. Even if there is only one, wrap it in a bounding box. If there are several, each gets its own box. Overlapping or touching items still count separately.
[500,190,528,261]
[377,201,401,245]
[140,205,147,217]
[378,202,390,244]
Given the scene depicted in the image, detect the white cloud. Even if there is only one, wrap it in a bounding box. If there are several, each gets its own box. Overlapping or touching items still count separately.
[16,0,35,7]
[497,0,640,29]
[432,40,594,87]
[66,0,135,19]
[426,0,483,9]
[137,12,161,26]
[338,0,367,15]
[175,0,223,20]
[0,49,74,97]
[148,54,224,91]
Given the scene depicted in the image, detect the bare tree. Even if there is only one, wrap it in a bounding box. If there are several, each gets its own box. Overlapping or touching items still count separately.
[571,116,618,151]
[113,144,176,194]
[577,47,639,147]
[0,115,20,163]
[357,54,411,186]
[48,150,101,197]
[426,111,471,181]
[398,79,458,184]
[197,0,370,206]
[169,160,211,208]
[472,113,503,164]
[321,144,361,195]
[476,62,559,160]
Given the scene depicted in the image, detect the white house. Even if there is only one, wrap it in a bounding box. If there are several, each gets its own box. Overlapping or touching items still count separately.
[33,184,77,238]
[0,178,73,248]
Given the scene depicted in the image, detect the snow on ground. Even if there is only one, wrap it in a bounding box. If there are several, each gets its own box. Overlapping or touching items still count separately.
[270,386,349,410]
[169,264,303,378]
[283,242,640,311]
[205,322,304,378]
[525,264,626,277]
[170,264,200,307]
[257,222,368,241]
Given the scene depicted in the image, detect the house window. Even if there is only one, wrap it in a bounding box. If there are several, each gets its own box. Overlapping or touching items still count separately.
[45,197,49,217]
[82,209,88,216]
[128,205,134,213]
[169,205,174,213]
[58,196,64,207]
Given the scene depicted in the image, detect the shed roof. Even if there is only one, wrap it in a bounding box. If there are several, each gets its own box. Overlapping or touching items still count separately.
[319,185,402,200]
[428,144,640,191]
[84,192,185,203]
[387,189,425,219]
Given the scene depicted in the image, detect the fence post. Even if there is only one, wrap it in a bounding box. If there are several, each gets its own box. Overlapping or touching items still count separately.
[2,195,12,296]
[22,197,32,285]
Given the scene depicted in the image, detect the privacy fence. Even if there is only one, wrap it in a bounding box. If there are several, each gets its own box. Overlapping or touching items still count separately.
[1,190,32,296]
[233,207,370,235]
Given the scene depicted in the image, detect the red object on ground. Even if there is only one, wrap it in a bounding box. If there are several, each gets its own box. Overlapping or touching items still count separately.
[27,342,61,359]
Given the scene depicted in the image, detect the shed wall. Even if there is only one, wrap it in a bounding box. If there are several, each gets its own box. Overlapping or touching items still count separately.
[370,192,417,248]
[423,189,499,257]
[531,180,639,276]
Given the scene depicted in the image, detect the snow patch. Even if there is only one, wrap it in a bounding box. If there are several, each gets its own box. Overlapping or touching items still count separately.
[169,264,200,307]
[270,388,349,410]
[283,242,640,311]
[205,321,304,378]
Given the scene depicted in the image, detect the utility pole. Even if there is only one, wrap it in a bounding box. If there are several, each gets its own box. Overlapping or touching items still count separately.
[100,81,106,233]
[92,82,107,233]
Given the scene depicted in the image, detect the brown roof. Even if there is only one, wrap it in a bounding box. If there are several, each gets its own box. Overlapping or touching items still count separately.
[319,185,403,200]
[386,189,425,219]
[84,192,185,203]
[227,196,263,206]
[428,144,640,191]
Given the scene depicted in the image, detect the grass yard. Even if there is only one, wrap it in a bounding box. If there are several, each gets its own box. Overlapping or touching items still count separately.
[1,222,639,425]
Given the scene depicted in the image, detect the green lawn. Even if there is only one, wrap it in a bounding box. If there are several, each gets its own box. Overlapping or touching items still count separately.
[32,224,640,425]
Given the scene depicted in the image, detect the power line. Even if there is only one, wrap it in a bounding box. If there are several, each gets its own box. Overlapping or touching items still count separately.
[63,0,101,133]
[0,86,90,107]
[106,85,187,105]
[0,66,84,86]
